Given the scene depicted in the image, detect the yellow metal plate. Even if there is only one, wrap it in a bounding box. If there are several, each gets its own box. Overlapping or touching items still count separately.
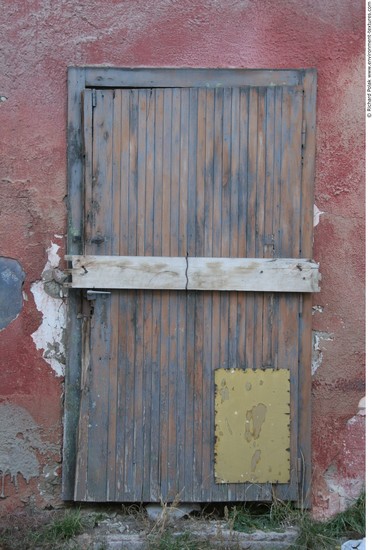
[214,369,290,484]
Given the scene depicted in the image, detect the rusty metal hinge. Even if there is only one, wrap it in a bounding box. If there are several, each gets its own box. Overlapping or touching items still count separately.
[92,89,97,108]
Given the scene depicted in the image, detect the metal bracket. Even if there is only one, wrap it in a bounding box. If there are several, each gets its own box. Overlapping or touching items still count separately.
[85,290,111,300]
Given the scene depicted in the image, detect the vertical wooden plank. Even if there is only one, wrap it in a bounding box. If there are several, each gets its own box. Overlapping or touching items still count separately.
[84,89,115,500]
[246,88,258,373]
[179,88,189,258]
[176,88,189,499]
[262,88,275,370]
[230,88,243,502]
[184,288,196,501]
[275,86,303,501]
[149,88,164,500]
[132,289,144,500]
[253,89,266,372]
[228,88,240,369]
[71,87,91,501]
[136,90,147,256]
[133,90,148,499]
[167,88,181,500]
[298,69,317,507]
[128,90,139,256]
[142,89,155,500]
[63,67,86,500]
[193,88,206,498]
[200,89,214,500]
[271,87,283,373]
[106,90,122,500]
[236,89,248,372]
[211,87,226,501]
[120,312,135,501]
[220,87,233,501]
[159,88,172,498]
[184,88,198,500]
[120,90,140,499]
[115,90,130,500]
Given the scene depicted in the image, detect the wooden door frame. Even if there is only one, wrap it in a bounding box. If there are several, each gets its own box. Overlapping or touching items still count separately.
[63,67,317,506]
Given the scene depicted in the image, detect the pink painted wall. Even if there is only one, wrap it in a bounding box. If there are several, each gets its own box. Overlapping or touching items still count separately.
[0,0,364,518]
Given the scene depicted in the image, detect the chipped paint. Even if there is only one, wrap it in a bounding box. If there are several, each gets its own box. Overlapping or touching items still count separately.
[214,369,290,484]
[314,204,324,227]
[0,403,57,497]
[324,462,365,515]
[312,331,334,375]
[37,462,62,503]
[357,397,365,416]
[31,241,66,377]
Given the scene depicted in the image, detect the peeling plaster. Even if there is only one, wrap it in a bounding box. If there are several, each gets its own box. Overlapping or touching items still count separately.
[314,204,324,227]
[357,396,365,416]
[0,403,57,498]
[324,463,365,516]
[31,241,66,377]
[312,331,334,375]
[38,461,62,503]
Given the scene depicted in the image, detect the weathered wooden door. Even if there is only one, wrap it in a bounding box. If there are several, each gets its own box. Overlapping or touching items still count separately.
[63,68,318,504]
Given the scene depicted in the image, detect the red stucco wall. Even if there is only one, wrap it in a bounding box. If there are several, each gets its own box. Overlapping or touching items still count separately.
[0,0,365,518]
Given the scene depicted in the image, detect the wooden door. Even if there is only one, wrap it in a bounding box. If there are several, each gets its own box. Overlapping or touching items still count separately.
[63,69,317,504]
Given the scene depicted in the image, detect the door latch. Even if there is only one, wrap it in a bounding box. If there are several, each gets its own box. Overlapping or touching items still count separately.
[85,290,111,300]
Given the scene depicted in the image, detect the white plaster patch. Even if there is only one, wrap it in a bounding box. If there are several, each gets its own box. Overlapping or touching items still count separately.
[311,331,333,375]
[31,242,66,377]
[324,464,365,515]
[357,396,366,416]
[313,204,324,227]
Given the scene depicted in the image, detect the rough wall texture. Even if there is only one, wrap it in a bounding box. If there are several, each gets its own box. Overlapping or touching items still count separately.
[0,0,364,518]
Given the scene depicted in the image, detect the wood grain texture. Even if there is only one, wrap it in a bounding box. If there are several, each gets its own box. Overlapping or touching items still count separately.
[84,67,302,89]
[62,67,86,500]
[66,255,320,292]
[70,71,317,503]
[297,69,317,508]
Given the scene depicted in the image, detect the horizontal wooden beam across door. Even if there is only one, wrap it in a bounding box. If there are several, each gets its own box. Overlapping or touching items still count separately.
[65,255,320,292]
[81,67,306,89]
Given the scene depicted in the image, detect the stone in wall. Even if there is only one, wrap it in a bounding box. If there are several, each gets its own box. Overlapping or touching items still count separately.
[0,257,25,331]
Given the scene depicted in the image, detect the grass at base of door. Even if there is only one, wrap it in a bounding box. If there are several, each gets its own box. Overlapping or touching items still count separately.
[229,492,365,549]
[0,492,365,550]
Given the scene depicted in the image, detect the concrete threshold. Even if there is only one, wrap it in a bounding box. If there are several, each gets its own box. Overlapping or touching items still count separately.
[72,520,299,549]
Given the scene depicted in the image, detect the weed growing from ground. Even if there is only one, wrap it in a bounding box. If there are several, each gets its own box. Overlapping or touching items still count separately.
[0,509,87,550]
[228,492,365,549]
[31,509,85,548]
[294,492,365,550]
[0,492,365,550]
[147,530,214,550]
